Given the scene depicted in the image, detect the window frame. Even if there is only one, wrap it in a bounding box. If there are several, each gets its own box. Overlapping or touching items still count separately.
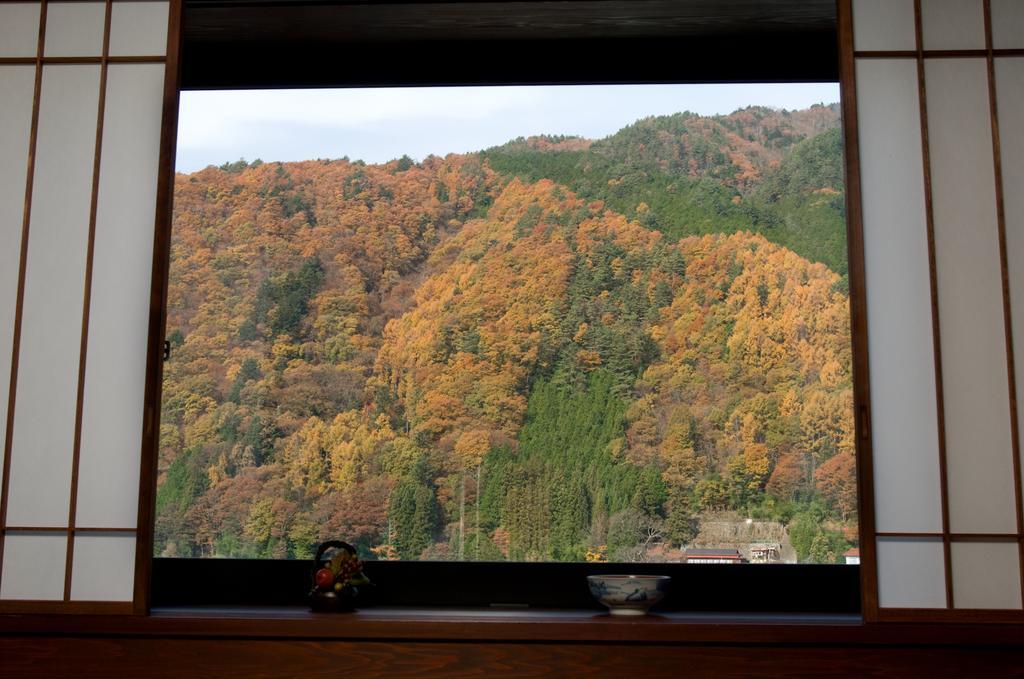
[143,0,872,617]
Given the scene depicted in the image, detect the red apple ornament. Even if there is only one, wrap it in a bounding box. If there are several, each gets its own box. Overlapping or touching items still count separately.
[315,567,334,589]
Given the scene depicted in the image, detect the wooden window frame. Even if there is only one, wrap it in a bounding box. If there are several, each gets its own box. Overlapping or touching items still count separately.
[143,0,870,618]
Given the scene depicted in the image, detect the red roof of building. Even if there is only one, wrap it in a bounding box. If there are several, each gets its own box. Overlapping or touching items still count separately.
[684,548,743,559]
[844,548,860,557]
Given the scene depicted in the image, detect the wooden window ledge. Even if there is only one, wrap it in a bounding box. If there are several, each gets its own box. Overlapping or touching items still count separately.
[1,607,1022,646]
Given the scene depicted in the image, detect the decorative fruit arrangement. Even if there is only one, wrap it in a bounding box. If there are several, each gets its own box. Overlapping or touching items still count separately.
[316,551,369,592]
[309,540,371,612]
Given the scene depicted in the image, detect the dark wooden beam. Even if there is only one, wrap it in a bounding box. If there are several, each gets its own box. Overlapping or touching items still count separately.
[180,32,839,89]
[180,0,838,88]
[3,607,1024,645]
[183,0,837,43]
[1,636,1022,679]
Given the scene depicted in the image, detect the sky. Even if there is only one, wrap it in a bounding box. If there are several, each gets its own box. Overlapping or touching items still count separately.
[175,83,840,173]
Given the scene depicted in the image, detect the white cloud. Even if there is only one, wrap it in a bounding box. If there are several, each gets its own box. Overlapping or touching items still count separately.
[178,87,544,148]
[176,83,840,172]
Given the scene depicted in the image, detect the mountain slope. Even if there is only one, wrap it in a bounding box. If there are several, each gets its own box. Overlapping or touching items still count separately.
[481,104,847,275]
[156,105,855,563]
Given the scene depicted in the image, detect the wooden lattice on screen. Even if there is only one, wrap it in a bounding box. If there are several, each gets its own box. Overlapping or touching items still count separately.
[0,0,180,614]
[841,0,1024,620]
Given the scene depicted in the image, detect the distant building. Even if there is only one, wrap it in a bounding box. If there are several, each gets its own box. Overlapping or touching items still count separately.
[684,548,745,564]
[749,543,782,563]
[844,548,861,565]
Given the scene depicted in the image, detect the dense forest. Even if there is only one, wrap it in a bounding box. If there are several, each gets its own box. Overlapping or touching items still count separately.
[157,103,856,564]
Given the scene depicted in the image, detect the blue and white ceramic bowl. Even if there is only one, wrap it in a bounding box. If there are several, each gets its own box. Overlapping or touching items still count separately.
[586,574,671,616]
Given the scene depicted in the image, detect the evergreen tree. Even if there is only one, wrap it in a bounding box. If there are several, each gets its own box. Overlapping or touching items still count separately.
[388,478,440,560]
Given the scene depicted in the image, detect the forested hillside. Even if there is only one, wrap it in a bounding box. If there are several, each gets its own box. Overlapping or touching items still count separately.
[482,104,847,277]
[156,104,856,563]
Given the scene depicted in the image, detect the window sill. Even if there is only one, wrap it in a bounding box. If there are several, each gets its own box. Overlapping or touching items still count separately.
[2,606,1022,646]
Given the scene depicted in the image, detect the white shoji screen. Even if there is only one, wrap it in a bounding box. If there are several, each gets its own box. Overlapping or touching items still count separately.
[0,0,173,612]
[999,56,1024,512]
[848,0,1024,618]
[0,65,36,532]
